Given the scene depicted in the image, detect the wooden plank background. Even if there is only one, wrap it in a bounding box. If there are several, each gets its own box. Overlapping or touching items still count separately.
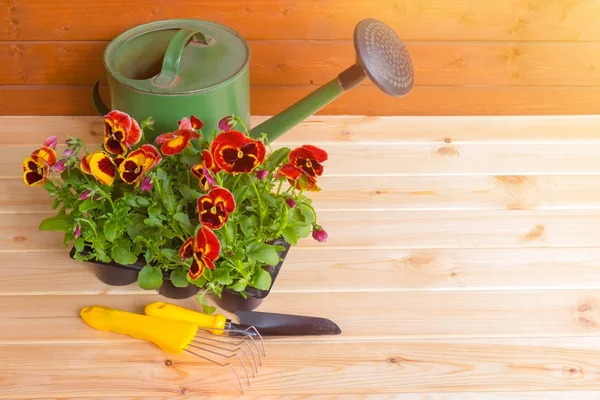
[4,114,600,397]
[2,0,600,115]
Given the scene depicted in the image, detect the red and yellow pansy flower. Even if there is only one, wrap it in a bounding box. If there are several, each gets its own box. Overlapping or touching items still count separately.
[197,186,236,230]
[22,145,57,187]
[202,149,221,173]
[209,130,266,174]
[289,145,328,178]
[190,163,214,191]
[103,110,142,155]
[117,144,162,185]
[88,151,118,186]
[275,145,328,192]
[179,225,221,280]
[156,118,201,156]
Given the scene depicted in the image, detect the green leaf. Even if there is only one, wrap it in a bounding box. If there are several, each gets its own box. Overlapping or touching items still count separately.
[61,168,84,186]
[251,268,272,290]
[137,197,151,207]
[39,214,74,232]
[294,224,311,238]
[127,214,147,239]
[148,205,161,218]
[138,266,163,290]
[74,238,85,252]
[264,147,291,170]
[281,226,298,245]
[144,217,162,227]
[260,193,277,207]
[79,199,100,212]
[173,212,194,235]
[230,279,248,293]
[131,240,142,255]
[201,304,217,315]
[164,194,177,214]
[180,146,201,167]
[43,179,58,195]
[239,215,255,233]
[297,203,316,225]
[170,268,189,288]
[246,242,279,266]
[52,198,61,210]
[95,247,111,263]
[180,185,202,201]
[160,248,180,262]
[125,196,139,207]
[73,251,92,261]
[213,268,233,285]
[111,244,138,265]
[103,220,119,242]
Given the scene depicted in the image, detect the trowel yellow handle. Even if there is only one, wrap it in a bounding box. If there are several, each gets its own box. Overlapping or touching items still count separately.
[145,301,227,336]
[80,306,197,353]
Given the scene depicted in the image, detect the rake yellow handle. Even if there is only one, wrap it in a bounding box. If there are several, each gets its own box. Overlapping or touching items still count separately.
[145,301,227,335]
[80,306,198,353]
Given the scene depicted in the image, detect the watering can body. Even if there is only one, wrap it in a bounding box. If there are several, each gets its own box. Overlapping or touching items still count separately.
[95,19,251,141]
[95,18,414,142]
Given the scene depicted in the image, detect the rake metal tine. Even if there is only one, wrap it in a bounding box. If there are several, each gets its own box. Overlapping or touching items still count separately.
[227,326,266,358]
[191,338,256,377]
[184,348,243,394]
[187,343,250,385]
[194,331,259,373]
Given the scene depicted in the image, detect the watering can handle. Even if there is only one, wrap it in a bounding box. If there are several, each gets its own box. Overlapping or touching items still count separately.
[91,79,109,116]
[90,29,212,116]
[153,29,213,87]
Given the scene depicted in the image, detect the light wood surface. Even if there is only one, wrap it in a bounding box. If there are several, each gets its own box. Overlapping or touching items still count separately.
[2,115,600,398]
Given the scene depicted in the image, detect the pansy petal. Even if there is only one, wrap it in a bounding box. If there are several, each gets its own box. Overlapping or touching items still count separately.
[190,164,204,180]
[113,155,125,168]
[179,237,195,260]
[104,135,128,155]
[105,110,132,130]
[126,118,142,146]
[300,144,328,163]
[31,146,57,167]
[178,117,192,130]
[23,170,46,186]
[209,187,236,214]
[188,257,208,280]
[210,130,248,153]
[118,150,146,184]
[89,151,117,186]
[161,134,190,156]
[190,115,204,130]
[140,144,162,171]
[155,133,177,145]
[194,225,221,261]
[80,153,93,174]
[202,150,220,173]
[43,135,58,149]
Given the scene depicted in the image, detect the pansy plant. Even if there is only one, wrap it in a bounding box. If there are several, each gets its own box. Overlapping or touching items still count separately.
[23,111,329,313]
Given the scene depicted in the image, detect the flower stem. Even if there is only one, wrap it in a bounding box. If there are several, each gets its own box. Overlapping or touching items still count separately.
[275,180,283,196]
[95,188,114,209]
[78,218,98,239]
[249,178,263,229]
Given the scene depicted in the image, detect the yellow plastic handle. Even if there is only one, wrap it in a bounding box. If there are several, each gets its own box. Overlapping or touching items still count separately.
[145,301,227,336]
[80,306,198,353]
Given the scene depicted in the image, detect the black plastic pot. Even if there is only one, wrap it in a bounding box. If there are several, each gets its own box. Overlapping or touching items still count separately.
[69,246,199,299]
[215,238,292,312]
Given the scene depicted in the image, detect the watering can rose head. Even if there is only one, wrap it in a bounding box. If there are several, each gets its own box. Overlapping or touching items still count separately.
[23,110,329,309]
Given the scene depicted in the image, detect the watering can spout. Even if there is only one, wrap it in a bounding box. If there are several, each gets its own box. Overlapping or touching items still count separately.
[249,18,414,142]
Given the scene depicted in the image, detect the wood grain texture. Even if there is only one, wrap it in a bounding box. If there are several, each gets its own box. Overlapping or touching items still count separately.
[2,0,600,41]
[2,338,600,397]
[4,115,600,144]
[8,209,600,251]
[7,175,600,213]
[1,291,599,341]
[4,84,600,116]
[3,247,600,294]
[4,41,600,86]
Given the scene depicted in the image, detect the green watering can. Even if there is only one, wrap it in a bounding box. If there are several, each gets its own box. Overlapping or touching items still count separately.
[93,18,414,142]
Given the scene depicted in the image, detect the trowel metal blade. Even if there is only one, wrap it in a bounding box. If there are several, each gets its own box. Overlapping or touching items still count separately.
[234,310,342,336]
